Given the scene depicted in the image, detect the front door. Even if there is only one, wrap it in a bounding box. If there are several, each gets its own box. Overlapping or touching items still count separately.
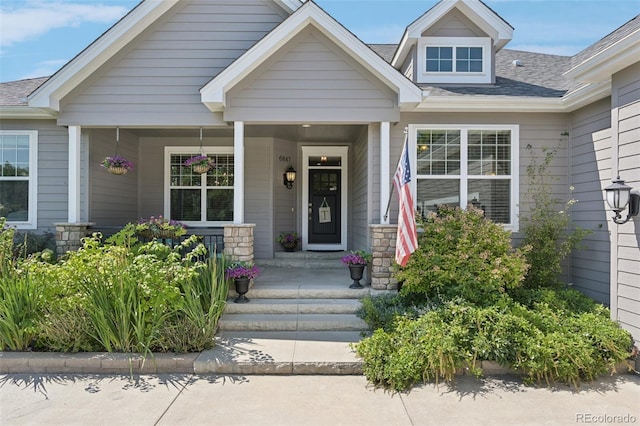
[301,146,348,251]
[308,170,341,244]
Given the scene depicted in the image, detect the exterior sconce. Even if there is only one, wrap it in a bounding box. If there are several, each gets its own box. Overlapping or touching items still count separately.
[604,176,640,224]
[283,166,296,189]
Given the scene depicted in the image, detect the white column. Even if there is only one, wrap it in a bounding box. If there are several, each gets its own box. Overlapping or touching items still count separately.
[234,121,245,224]
[380,122,390,224]
[68,126,81,223]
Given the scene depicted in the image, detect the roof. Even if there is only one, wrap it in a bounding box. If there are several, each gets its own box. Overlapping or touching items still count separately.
[369,44,397,63]
[0,78,49,106]
[572,14,640,69]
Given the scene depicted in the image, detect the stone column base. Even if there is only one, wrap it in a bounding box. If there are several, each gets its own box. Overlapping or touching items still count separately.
[369,224,398,290]
[54,222,95,256]
[223,224,256,263]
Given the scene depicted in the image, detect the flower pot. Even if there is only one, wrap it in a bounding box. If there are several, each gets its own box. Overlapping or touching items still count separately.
[192,164,211,174]
[348,264,366,289]
[136,229,154,239]
[234,277,250,303]
[281,241,298,252]
[108,166,128,175]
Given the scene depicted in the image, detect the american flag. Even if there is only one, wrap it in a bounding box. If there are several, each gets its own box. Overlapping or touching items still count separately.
[393,138,418,267]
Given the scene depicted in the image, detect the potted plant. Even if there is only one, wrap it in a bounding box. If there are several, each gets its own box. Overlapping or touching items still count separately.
[341,250,372,289]
[135,215,186,239]
[101,155,134,175]
[225,261,261,303]
[184,155,214,174]
[276,231,300,252]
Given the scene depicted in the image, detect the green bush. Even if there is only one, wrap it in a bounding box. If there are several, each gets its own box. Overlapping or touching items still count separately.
[395,206,529,305]
[521,146,591,288]
[357,292,436,332]
[12,231,56,260]
[355,297,633,391]
[1,222,230,354]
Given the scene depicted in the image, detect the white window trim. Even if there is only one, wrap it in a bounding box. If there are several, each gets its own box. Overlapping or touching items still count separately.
[408,124,519,232]
[0,130,38,230]
[164,146,234,227]
[417,36,492,84]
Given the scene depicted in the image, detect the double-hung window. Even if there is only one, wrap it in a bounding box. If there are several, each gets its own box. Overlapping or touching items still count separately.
[165,147,234,225]
[410,125,519,231]
[0,131,37,229]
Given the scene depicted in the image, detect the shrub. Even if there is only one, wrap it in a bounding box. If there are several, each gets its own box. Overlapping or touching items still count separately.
[357,292,436,332]
[12,231,56,260]
[355,297,633,391]
[395,206,529,305]
[521,146,591,288]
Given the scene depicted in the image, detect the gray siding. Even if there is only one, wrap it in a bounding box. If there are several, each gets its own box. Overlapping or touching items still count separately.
[569,98,612,305]
[612,63,640,342]
[225,27,400,123]
[351,127,369,251]
[89,129,139,226]
[58,0,288,126]
[421,8,486,38]
[272,138,297,256]
[0,119,68,232]
[245,138,273,259]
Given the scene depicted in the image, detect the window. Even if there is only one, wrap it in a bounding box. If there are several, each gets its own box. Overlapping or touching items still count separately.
[165,148,234,225]
[0,131,37,229]
[417,37,491,84]
[426,46,482,73]
[411,125,519,230]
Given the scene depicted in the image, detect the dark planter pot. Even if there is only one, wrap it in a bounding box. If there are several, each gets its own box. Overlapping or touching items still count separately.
[234,277,250,303]
[348,264,366,289]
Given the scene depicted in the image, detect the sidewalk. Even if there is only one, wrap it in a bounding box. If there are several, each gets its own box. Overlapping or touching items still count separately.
[1,373,639,425]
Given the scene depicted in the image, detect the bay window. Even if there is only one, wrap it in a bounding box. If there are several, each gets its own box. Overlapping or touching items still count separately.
[411,125,519,230]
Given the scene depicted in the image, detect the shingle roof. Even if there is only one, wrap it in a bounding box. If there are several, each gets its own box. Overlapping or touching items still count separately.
[0,77,49,106]
[368,44,398,63]
[572,14,640,68]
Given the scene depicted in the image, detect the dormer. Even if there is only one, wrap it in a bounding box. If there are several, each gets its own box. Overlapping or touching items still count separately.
[392,0,513,85]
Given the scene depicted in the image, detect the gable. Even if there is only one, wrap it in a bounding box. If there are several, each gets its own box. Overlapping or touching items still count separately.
[224,27,400,122]
[56,0,290,126]
[421,8,486,38]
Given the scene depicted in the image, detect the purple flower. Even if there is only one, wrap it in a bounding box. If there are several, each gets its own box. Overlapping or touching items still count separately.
[225,262,261,280]
[101,155,134,171]
[184,155,214,167]
[276,232,300,244]
[341,250,372,266]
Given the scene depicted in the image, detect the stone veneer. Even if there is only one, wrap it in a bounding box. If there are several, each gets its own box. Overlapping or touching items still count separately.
[54,222,95,256]
[369,224,398,290]
[223,224,255,263]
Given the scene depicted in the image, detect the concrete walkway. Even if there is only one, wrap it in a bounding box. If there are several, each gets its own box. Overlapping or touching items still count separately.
[1,373,638,425]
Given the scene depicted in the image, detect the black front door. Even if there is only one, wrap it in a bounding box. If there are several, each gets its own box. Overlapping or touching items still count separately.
[308,169,341,244]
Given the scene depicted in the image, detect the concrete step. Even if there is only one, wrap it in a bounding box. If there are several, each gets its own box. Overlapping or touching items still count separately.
[231,287,374,300]
[195,331,366,375]
[218,313,369,332]
[224,298,362,315]
[256,258,343,269]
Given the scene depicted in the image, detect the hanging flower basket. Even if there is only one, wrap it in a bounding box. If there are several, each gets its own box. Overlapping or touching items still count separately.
[184,155,214,174]
[134,216,186,239]
[107,166,128,175]
[101,155,134,175]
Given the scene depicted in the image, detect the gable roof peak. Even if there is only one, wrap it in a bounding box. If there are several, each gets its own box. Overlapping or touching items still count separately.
[392,0,513,68]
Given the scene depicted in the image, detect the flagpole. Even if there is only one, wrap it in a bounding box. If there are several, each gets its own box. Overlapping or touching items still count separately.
[383,128,409,222]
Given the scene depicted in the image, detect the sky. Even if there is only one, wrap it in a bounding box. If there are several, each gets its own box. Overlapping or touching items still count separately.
[0,0,639,83]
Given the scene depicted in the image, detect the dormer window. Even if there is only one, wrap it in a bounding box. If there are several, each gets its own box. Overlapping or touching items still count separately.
[418,37,492,84]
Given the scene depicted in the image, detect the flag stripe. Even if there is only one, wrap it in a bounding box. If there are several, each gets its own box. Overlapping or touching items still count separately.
[393,136,418,267]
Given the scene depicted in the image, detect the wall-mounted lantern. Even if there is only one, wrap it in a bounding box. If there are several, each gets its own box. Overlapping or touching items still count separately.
[283,166,296,190]
[604,176,639,224]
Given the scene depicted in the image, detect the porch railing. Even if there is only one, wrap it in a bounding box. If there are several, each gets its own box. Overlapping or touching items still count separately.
[89,225,224,257]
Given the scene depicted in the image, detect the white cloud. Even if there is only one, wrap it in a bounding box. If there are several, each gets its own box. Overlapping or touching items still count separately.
[0,1,128,47]
[19,59,68,79]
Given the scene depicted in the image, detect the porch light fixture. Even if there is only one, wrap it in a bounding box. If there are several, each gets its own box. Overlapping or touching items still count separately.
[283,166,296,189]
[604,176,640,224]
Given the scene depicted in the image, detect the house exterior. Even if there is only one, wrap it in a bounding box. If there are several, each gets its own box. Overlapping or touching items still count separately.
[0,0,638,343]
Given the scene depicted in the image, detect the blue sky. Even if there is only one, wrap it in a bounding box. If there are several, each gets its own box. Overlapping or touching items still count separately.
[0,0,638,83]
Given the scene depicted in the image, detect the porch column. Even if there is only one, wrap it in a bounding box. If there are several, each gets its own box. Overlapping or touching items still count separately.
[68,126,81,223]
[234,121,245,224]
[380,122,390,224]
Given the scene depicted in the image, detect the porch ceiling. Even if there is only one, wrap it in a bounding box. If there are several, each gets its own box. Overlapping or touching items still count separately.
[122,124,365,143]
